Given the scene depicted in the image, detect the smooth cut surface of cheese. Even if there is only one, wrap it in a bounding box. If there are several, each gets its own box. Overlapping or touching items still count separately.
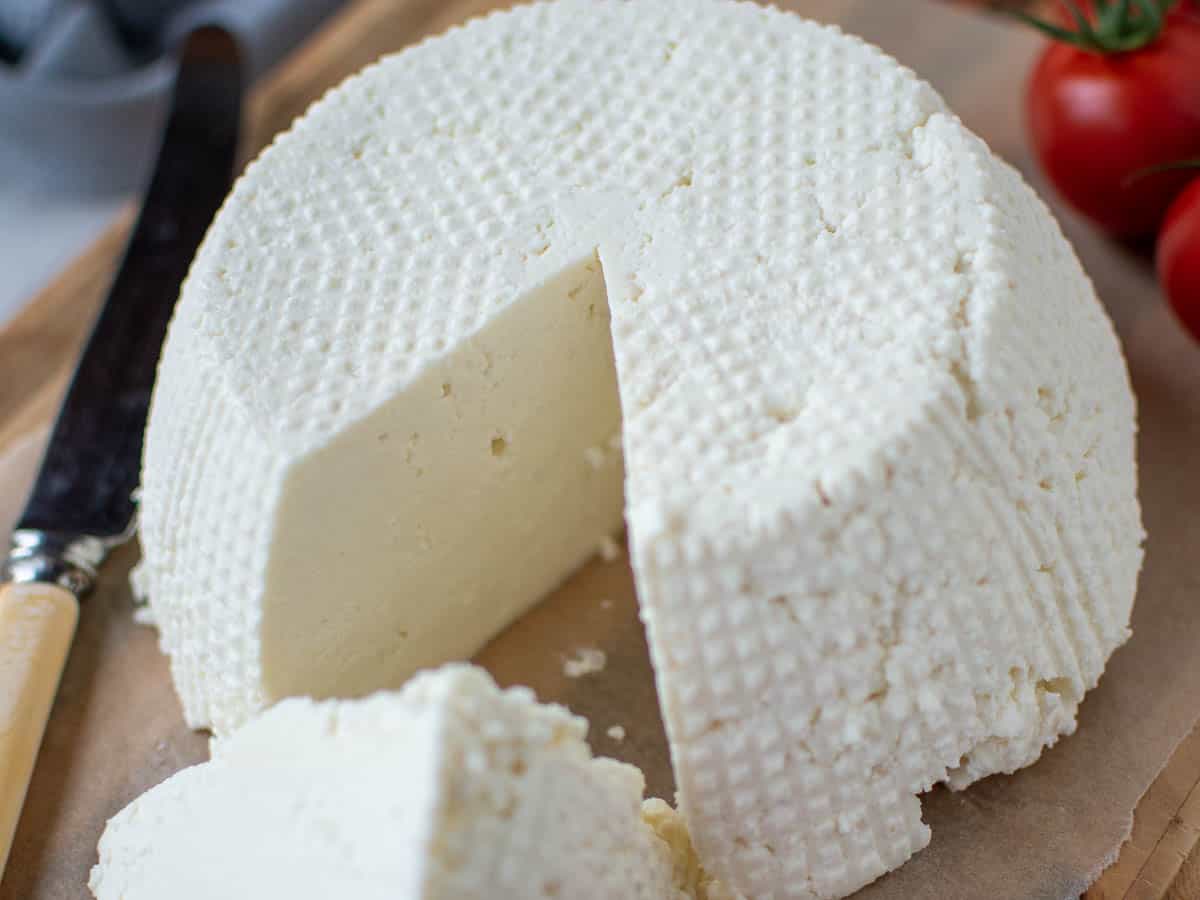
[138,1,1143,897]
[89,665,690,900]
[262,256,623,703]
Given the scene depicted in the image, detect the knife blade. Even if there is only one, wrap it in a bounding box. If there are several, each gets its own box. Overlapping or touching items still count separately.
[16,26,241,548]
[0,25,241,876]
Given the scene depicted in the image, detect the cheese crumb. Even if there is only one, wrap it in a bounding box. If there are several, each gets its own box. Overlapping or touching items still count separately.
[607,725,626,742]
[598,535,622,562]
[642,799,737,900]
[563,647,607,678]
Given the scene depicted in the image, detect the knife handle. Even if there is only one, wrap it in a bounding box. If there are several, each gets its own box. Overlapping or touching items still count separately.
[0,583,78,874]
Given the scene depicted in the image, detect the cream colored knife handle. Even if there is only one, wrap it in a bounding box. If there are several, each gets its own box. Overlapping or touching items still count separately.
[0,582,78,874]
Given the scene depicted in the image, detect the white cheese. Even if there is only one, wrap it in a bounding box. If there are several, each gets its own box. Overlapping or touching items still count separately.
[563,647,607,678]
[89,665,688,900]
[598,534,624,562]
[138,1,1143,897]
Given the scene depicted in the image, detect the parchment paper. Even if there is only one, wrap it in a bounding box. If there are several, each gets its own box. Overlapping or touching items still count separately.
[2,3,1199,898]
[2,285,1198,900]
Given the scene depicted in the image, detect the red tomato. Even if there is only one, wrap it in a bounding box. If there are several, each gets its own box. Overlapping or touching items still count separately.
[1157,177,1200,341]
[1026,3,1200,239]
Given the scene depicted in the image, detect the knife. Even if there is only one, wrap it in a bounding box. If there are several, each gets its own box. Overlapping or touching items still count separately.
[0,26,240,874]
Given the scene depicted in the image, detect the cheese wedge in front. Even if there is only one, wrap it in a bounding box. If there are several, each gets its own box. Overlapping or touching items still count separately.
[138,2,1143,897]
[90,665,697,900]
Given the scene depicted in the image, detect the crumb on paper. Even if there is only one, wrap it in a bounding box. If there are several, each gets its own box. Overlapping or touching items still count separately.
[600,598,613,610]
[132,605,157,628]
[584,446,607,469]
[607,725,626,742]
[563,647,607,678]
[598,535,622,562]
[129,562,149,600]
[129,563,158,626]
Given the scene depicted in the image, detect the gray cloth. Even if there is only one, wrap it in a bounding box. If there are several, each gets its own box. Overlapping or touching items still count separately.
[0,0,344,325]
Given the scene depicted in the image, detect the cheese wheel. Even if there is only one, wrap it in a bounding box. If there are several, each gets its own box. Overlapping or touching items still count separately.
[138,2,1142,896]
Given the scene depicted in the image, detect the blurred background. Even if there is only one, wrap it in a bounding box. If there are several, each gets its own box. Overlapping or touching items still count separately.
[0,0,343,323]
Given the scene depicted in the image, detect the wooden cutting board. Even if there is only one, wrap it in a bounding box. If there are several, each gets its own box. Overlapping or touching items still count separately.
[2,1,1199,897]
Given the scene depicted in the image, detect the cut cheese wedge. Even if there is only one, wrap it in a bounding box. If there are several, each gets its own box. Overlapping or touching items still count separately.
[138,1,1143,897]
[90,665,698,900]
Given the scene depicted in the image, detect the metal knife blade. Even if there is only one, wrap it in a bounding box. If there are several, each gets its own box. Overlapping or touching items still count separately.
[9,27,241,586]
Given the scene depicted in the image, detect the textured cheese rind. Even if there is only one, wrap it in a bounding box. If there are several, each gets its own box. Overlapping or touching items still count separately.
[631,113,1141,898]
[89,665,684,900]
[139,0,939,731]
[138,2,1142,898]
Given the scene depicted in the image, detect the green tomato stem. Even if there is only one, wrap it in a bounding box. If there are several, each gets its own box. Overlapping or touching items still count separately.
[999,0,1180,54]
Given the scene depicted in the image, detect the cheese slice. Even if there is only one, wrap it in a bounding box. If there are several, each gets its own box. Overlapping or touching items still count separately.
[137,1,1143,897]
[89,665,696,900]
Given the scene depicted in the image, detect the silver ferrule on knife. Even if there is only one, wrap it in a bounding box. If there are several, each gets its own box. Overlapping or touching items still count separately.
[2,530,111,595]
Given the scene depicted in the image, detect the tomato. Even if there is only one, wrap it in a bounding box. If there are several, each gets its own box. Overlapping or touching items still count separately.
[1157,177,1200,341]
[1026,2,1200,239]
